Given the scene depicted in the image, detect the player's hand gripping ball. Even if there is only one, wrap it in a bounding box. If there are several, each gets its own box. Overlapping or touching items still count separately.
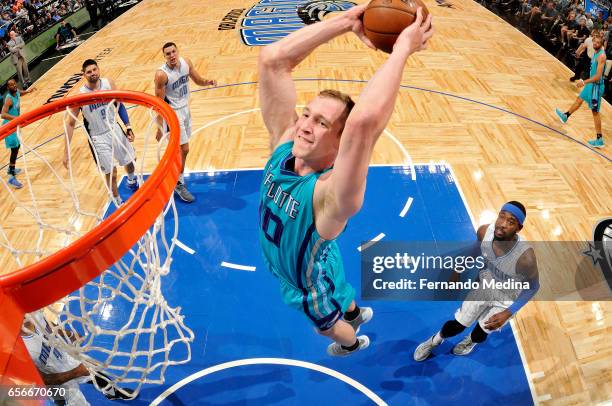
[363,0,430,53]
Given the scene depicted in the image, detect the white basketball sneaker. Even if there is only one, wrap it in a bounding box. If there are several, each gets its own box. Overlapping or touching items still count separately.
[327,335,370,357]
[452,335,478,356]
[345,307,373,334]
[414,334,443,362]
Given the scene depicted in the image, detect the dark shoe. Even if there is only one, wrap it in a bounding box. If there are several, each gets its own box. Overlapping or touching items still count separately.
[104,387,136,401]
[174,182,195,203]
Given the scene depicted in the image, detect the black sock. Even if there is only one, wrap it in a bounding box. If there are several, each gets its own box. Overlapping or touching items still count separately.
[344,306,360,322]
[597,133,602,139]
[341,339,360,351]
[440,319,466,338]
[9,147,19,174]
[470,323,489,343]
[565,111,571,118]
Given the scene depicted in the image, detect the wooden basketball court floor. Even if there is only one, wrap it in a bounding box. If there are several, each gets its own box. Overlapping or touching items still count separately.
[0,0,610,404]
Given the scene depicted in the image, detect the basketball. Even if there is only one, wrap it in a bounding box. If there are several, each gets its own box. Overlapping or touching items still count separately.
[363,0,430,53]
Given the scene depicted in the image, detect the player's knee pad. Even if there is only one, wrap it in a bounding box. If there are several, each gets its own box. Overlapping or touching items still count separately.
[441,319,466,338]
[471,323,489,343]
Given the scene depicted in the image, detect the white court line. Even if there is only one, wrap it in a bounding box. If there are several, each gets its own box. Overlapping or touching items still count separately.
[189,107,418,224]
[188,163,438,173]
[191,108,261,135]
[190,108,417,186]
[128,164,442,181]
[41,54,68,62]
[175,239,195,255]
[150,357,387,406]
[383,129,416,181]
[448,163,538,405]
[357,233,385,252]
[513,324,538,406]
[220,261,256,272]
[399,197,414,218]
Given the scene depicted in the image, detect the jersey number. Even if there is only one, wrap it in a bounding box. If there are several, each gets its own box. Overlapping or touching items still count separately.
[262,206,284,247]
[178,85,188,98]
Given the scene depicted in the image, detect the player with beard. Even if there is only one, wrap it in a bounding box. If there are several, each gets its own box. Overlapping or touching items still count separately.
[556,33,607,148]
[63,59,138,205]
[414,201,540,360]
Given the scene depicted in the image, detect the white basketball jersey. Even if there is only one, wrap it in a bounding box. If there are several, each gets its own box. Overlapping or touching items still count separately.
[159,57,190,109]
[22,311,81,374]
[21,312,91,405]
[80,78,117,135]
[480,223,530,298]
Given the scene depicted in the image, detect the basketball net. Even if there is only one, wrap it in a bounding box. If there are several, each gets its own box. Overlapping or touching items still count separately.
[0,91,193,399]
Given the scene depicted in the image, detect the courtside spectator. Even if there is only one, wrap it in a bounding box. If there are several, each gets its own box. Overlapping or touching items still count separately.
[55,18,76,49]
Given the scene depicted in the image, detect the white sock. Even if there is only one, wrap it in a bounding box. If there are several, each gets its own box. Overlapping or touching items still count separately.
[127,172,135,181]
[179,174,185,184]
[432,331,444,346]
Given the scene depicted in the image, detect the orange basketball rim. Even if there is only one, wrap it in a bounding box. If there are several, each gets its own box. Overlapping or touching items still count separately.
[0,90,181,393]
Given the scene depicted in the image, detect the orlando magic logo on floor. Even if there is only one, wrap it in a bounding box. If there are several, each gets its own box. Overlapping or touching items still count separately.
[297,1,356,24]
[592,217,612,287]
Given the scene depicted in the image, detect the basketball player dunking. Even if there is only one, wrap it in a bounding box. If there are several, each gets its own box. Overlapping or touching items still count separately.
[414,201,540,360]
[258,6,433,356]
[64,59,138,205]
[154,42,216,203]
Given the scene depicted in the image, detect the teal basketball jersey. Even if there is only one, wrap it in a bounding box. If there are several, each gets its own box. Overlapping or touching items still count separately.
[3,91,20,148]
[579,49,606,112]
[259,141,340,287]
[590,49,605,85]
[258,142,356,329]
[2,91,20,125]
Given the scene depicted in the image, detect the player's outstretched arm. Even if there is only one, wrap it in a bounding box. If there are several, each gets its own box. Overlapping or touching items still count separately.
[185,58,216,87]
[484,248,539,329]
[21,86,36,95]
[258,3,373,151]
[320,9,434,232]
